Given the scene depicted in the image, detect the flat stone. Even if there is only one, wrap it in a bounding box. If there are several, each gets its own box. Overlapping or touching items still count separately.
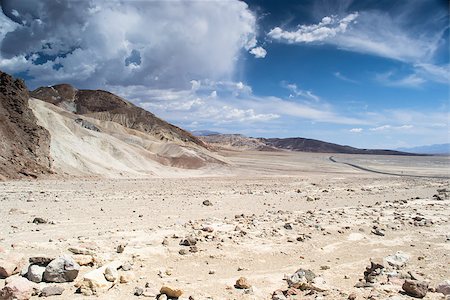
[40,285,64,297]
[68,247,94,255]
[28,256,54,266]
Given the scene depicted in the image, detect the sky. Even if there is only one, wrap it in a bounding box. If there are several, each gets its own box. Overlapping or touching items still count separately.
[0,0,448,149]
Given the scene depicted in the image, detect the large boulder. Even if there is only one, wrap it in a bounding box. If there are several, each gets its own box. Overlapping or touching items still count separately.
[0,253,27,278]
[43,255,80,283]
[75,260,122,296]
[0,276,39,300]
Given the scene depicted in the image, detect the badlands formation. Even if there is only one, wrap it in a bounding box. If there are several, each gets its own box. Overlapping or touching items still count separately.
[0,71,449,299]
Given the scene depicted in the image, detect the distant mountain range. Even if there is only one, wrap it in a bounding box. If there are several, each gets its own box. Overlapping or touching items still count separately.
[190,130,221,136]
[396,143,450,155]
[197,133,420,156]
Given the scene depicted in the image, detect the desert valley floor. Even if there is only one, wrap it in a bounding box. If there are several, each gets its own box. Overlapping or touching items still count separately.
[1,151,449,299]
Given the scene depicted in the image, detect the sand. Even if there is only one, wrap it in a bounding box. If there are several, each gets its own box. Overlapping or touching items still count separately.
[1,150,449,299]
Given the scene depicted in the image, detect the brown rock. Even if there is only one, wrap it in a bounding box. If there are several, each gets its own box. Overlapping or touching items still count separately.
[160,286,183,298]
[402,280,428,298]
[235,277,252,289]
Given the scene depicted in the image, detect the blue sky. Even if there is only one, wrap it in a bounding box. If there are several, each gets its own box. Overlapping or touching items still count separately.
[0,0,448,148]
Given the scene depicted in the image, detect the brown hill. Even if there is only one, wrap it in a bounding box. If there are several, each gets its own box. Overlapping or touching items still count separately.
[30,85,206,148]
[0,71,51,179]
[261,137,420,155]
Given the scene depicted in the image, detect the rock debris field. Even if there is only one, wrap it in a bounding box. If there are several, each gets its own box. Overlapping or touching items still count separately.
[0,152,449,300]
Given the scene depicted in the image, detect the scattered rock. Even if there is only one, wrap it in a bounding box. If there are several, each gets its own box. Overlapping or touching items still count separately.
[32,217,47,224]
[40,285,64,297]
[371,227,385,236]
[160,286,183,298]
[202,200,213,206]
[74,118,100,132]
[284,223,293,230]
[133,286,143,296]
[363,260,384,283]
[235,277,252,289]
[179,236,197,246]
[43,255,80,283]
[272,289,287,300]
[402,280,428,298]
[68,247,94,255]
[285,268,316,289]
[116,244,126,254]
[119,271,135,283]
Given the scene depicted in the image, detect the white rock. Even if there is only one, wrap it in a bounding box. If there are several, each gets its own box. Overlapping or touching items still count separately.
[75,260,122,296]
[27,265,45,283]
[385,251,410,269]
[104,266,118,282]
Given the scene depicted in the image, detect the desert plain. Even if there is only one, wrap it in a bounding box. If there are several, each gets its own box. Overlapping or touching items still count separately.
[1,151,449,299]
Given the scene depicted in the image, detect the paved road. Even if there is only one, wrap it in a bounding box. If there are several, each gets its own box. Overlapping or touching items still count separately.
[329,156,450,179]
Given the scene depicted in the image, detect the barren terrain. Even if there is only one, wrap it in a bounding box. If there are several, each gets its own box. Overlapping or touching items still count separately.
[1,151,449,299]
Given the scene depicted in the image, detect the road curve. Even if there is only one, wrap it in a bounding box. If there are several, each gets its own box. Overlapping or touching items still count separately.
[329,156,450,179]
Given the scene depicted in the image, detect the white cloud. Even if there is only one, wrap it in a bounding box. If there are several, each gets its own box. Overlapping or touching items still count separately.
[414,63,450,84]
[267,6,448,85]
[350,128,363,133]
[268,13,359,43]
[369,124,413,131]
[0,0,258,90]
[249,46,267,58]
[334,72,357,84]
[283,82,320,101]
[375,71,426,88]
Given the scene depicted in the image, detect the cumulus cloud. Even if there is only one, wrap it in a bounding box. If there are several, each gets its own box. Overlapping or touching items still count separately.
[249,46,267,58]
[268,13,358,43]
[267,4,448,85]
[0,0,258,89]
[350,128,363,133]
